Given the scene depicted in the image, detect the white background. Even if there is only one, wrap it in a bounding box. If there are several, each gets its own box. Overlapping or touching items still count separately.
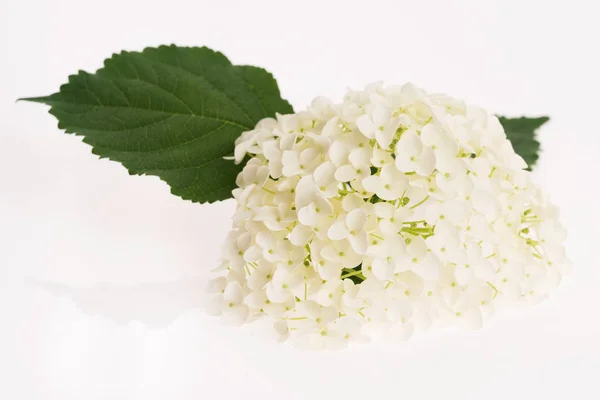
[1,0,599,399]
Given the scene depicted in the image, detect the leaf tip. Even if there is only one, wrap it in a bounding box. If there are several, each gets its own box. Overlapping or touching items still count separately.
[17,96,50,104]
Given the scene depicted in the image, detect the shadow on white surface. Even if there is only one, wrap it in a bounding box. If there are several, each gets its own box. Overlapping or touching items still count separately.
[28,278,207,328]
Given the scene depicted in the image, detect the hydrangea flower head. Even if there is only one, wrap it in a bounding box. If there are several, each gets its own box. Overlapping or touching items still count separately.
[207,82,570,349]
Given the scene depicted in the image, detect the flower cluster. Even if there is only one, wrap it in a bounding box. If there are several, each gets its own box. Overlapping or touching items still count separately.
[206,82,569,349]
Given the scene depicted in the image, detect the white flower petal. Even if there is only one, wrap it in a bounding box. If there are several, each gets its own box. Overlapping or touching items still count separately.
[361,175,382,194]
[266,284,293,303]
[295,176,318,209]
[262,140,281,161]
[281,150,300,176]
[396,129,421,157]
[335,165,358,182]
[342,194,364,212]
[380,219,400,235]
[417,146,436,176]
[328,219,350,240]
[329,141,349,167]
[376,119,399,149]
[243,245,263,263]
[346,208,367,231]
[356,114,376,138]
[420,123,439,147]
[300,147,319,165]
[288,224,314,246]
[475,261,496,281]
[313,161,336,186]
[472,189,499,221]
[372,148,394,167]
[206,277,227,293]
[381,164,406,186]
[274,320,289,339]
[371,104,391,126]
[349,232,368,255]
[412,253,441,280]
[298,204,318,226]
[407,236,427,259]
[349,147,371,169]
[319,262,343,281]
[454,265,474,285]
[223,281,244,304]
[372,259,394,281]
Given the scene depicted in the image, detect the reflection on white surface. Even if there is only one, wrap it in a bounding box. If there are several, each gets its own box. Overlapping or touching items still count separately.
[29,278,207,328]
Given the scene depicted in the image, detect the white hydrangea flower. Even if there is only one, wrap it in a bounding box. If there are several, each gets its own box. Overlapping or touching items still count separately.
[209,82,570,349]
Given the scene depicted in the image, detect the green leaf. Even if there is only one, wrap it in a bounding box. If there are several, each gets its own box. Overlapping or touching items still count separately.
[21,45,293,203]
[498,116,549,171]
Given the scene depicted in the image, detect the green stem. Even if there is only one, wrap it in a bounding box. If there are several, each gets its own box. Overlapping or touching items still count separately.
[410,195,430,209]
[304,280,307,301]
[485,281,500,299]
[397,189,407,207]
[401,227,434,235]
[341,269,366,280]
